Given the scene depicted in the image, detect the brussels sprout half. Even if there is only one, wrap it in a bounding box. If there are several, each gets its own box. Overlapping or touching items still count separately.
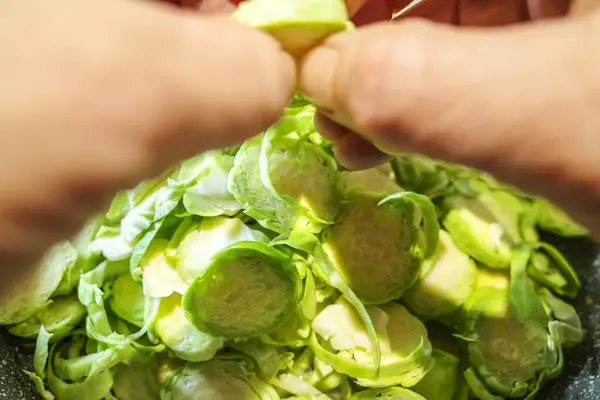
[321,191,438,305]
[161,358,279,400]
[154,293,225,362]
[0,241,76,325]
[228,107,339,240]
[457,248,582,399]
[442,189,527,268]
[311,298,434,388]
[403,230,478,321]
[233,0,352,59]
[183,241,302,339]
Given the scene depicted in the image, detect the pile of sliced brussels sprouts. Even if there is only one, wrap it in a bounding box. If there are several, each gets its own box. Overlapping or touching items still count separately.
[0,100,588,400]
[0,1,590,399]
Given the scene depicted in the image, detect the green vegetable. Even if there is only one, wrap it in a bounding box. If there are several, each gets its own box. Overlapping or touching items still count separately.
[233,0,352,59]
[0,27,588,399]
[182,241,302,339]
[321,191,439,305]
[311,298,434,387]
[162,358,279,400]
[403,229,478,321]
[0,242,76,324]
[154,293,225,362]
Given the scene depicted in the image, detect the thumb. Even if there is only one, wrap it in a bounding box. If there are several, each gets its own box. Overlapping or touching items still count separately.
[299,15,600,236]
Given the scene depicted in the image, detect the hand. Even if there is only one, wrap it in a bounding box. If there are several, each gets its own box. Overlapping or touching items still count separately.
[300,0,600,238]
[0,0,295,277]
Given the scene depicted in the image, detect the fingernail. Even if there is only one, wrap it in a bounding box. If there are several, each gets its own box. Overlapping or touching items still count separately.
[299,46,339,110]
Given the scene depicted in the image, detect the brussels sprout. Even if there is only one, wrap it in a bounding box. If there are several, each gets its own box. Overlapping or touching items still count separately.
[140,239,187,298]
[183,241,301,339]
[233,0,352,58]
[175,150,243,217]
[392,155,452,198]
[350,387,426,400]
[338,164,402,199]
[311,298,434,387]
[176,216,269,282]
[162,358,279,400]
[534,198,588,236]
[54,217,104,296]
[442,189,527,268]
[321,191,438,305]
[108,274,145,327]
[230,339,293,382]
[457,248,578,399]
[411,349,461,400]
[403,230,478,321]
[539,288,585,349]
[525,242,581,299]
[0,241,76,324]
[228,108,339,239]
[9,294,86,340]
[154,293,224,362]
[112,363,160,400]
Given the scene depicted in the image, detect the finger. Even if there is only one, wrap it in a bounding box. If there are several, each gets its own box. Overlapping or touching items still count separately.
[300,18,600,235]
[315,112,351,142]
[116,6,296,171]
[334,133,394,170]
[458,0,529,25]
[527,0,570,19]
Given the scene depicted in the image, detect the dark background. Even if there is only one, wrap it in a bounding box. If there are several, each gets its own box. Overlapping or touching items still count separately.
[1,234,599,399]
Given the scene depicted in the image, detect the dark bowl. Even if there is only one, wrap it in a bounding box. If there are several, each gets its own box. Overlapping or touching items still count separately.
[0,234,599,400]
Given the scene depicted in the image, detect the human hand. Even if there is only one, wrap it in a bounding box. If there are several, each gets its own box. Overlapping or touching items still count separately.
[0,0,295,277]
[300,0,600,237]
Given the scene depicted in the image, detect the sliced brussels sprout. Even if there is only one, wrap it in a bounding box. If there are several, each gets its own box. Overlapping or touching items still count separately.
[228,109,339,238]
[175,150,243,217]
[162,358,279,400]
[112,363,160,400]
[526,242,581,299]
[154,293,225,362]
[534,198,588,236]
[0,241,75,324]
[9,294,86,340]
[230,339,294,382]
[392,155,452,199]
[458,257,565,398]
[108,274,146,327]
[350,387,427,400]
[176,216,268,282]
[183,241,301,339]
[411,349,461,400]
[233,0,352,59]
[442,189,527,268]
[140,239,187,298]
[311,298,433,387]
[539,288,585,349]
[338,164,402,199]
[403,230,478,321]
[321,191,438,305]
[54,217,104,296]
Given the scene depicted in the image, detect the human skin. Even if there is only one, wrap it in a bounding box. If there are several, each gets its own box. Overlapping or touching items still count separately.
[299,0,600,239]
[1,0,599,289]
[0,0,295,287]
[173,0,600,239]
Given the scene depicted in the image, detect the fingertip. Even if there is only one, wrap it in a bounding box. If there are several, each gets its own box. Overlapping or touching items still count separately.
[314,112,350,142]
[334,133,393,170]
